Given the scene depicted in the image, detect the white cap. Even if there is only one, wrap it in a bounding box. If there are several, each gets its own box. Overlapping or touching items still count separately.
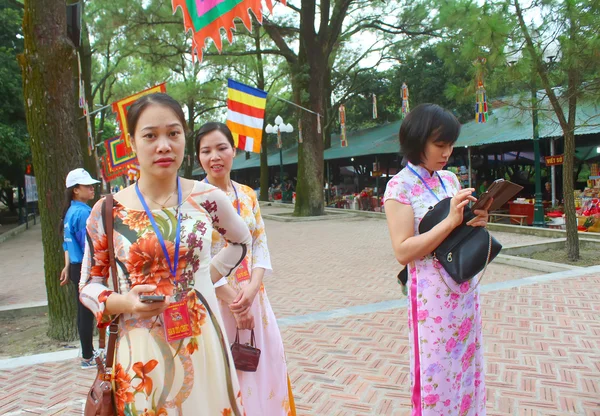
[66,168,100,188]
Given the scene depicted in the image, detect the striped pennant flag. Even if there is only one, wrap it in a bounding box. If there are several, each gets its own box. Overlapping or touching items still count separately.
[226,79,267,153]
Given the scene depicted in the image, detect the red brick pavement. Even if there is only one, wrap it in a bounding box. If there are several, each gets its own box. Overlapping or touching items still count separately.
[1,273,599,415]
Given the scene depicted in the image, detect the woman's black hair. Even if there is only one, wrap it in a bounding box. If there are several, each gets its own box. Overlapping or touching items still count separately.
[126,93,187,138]
[59,185,77,234]
[399,103,461,165]
[194,122,235,159]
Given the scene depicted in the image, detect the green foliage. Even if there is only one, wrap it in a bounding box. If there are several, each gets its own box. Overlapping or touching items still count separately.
[0,0,29,191]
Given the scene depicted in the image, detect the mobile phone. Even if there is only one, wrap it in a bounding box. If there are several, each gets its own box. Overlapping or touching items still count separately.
[472,179,524,212]
[139,294,166,303]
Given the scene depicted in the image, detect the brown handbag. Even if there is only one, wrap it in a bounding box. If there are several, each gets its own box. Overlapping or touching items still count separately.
[230,329,261,372]
[85,195,119,416]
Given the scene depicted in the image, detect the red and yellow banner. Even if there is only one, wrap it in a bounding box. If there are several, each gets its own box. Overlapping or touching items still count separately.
[172,0,285,61]
[112,83,167,149]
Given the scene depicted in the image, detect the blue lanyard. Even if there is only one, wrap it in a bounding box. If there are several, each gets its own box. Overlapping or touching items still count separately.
[407,165,448,202]
[135,177,182,281]
[204,178,241,215]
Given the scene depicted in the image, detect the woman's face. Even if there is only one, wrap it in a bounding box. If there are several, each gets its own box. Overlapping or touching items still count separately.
[422,135,453,172]
[131,104,185,179]
[197,130,236,179]
[74,184,95,202]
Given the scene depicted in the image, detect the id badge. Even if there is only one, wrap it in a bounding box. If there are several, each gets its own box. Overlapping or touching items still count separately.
[162,301,192,343]
[235,257,251,283]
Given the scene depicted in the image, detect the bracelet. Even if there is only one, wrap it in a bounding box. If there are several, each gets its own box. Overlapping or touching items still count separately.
[213,277,228,288]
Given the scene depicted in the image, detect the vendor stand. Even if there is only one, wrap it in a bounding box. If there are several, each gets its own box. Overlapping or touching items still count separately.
[575,163,600,232]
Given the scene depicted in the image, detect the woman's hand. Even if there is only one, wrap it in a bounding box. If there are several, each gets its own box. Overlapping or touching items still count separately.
[233,309,255,330]
[467,197,493,228]
[446,188,477,229]
[229,283,259,315]
[125,284,171,319]
[59,266,70,286]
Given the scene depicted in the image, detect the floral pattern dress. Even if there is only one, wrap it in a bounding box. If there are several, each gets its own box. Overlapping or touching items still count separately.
[384,162,486,416]
[211,183,295,416]
[80,181,251,416]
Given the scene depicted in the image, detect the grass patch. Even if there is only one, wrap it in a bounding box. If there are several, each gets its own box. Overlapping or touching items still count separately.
[0,313,79,358]
[514,248,600,267]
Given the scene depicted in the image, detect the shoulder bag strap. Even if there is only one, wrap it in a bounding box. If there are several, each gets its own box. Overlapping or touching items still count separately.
[103,194,119,369]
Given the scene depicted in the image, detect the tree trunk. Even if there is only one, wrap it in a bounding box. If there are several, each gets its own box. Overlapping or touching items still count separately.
[563,129,578,259]
[77,11,97,178]
[294,58,325,216]
[563,2,580,261]
[19,0,80,341]
[259,143,269,201]
[323,68,333,150]
[183,98,195,179]
[252,21,269,202]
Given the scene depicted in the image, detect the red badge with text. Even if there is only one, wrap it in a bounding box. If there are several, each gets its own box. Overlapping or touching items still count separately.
[235,257,251,283]
[162,301,192,343]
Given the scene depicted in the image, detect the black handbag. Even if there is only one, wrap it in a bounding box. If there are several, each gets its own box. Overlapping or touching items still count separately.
[419,197,502,285]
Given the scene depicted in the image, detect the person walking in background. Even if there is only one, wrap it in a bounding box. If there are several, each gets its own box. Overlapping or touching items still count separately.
[59,168,100,368]
[196,122,296,416]
[79,94,252,415]
[384,104,491,415]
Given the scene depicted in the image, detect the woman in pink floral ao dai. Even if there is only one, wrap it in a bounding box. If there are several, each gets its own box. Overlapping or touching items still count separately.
[384,104,492,415]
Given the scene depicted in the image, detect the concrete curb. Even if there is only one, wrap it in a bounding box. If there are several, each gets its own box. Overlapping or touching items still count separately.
[262,211,357,222]
[494,254,582,273]
[487,222,600,240]
[0,217,41,245]
[260,201,600,240]
[0,301,49,318]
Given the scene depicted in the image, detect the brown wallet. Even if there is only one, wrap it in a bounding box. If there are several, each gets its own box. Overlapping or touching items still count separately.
[473,179,524,212]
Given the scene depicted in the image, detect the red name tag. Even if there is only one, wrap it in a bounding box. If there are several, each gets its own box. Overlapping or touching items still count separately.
[235,258,251,283]
[162,301,192,343]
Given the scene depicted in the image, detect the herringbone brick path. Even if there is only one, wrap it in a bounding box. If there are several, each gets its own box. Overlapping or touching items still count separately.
[1,274,599,415]
[264,216,539,318]
[0,215,541,309]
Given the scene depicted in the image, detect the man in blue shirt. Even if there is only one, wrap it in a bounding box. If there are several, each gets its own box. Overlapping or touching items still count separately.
[59,168,100,368]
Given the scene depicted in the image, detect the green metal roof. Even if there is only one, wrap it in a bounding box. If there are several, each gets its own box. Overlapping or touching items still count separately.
[192,96,599,175]
[325,121,402,159]
[192,121,403,175]
[455,98,600,147]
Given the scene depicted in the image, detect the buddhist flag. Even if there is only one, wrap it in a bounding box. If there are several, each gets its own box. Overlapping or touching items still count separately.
[226,79,267,153]
[112,83,167,149]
